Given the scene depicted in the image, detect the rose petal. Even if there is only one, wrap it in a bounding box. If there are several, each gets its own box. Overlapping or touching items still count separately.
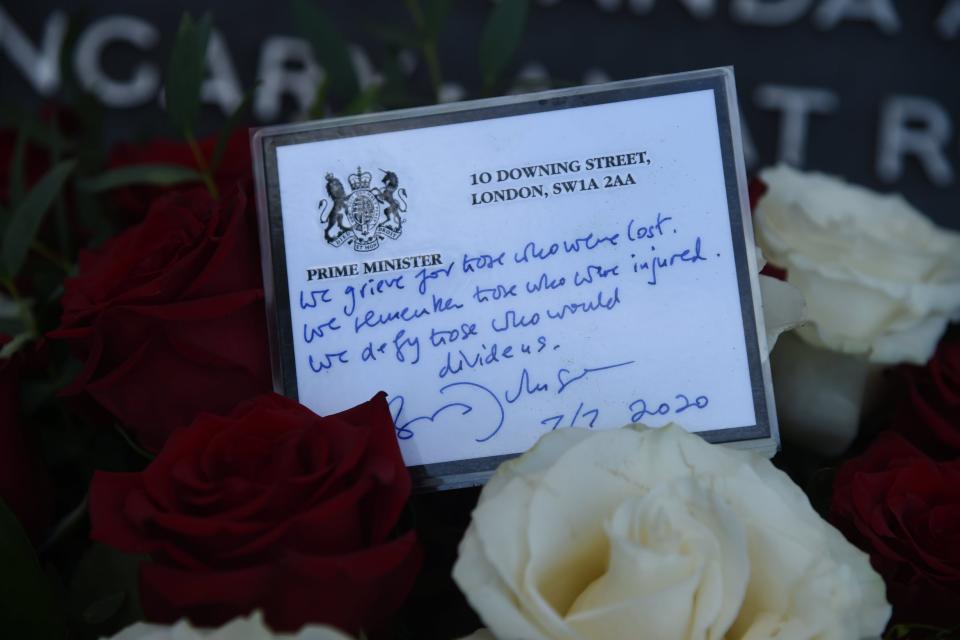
[454,527,548,640]
[758,275,806,357]
[567,480,749,640]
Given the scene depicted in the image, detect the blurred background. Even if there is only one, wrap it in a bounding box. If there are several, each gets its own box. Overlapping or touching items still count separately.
[2,1,957,227]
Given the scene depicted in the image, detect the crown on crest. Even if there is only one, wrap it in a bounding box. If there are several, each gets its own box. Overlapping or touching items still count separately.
[348,167,372,190]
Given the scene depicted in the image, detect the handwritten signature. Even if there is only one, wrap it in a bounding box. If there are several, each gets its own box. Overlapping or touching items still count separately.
[390,381,505,443]
[556,360,634,394]
[390,360,636,443]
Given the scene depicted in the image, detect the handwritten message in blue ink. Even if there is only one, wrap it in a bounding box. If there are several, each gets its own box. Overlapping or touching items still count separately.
[275,87,760,466]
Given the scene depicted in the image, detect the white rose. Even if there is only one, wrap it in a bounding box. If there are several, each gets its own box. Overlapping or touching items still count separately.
[756,247,807,357]
[453,425,889,640]
[754,164,960,365]
[104,611,353,640]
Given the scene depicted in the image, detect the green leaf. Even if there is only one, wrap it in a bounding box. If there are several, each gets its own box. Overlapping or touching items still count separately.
[21,354,78,415]
[0,109,70,156]
[68,543,144,633]
[68,543,145,637]
[82,592,126,625]
[9,130,27,207]
[938,625,960,640]
[0,314,23,335]
[113,424,157,461]
[0,332,32,359]
[78,164,203,193]
[0,294,23,334]
[164,13,213,135]
[368,24,424,49]
[75,189,115,247]
[479,0,530,92]
[0,501,66,639]
[424,0,454,39]
[211,84,256,172]
[377,53,419,110]
[308,76,331,120]
[293,0,360,106]
[2,159,75,278]
[343,85,382,116]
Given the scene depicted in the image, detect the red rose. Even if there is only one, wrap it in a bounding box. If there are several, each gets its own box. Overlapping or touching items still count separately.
[50,180,271,450]
[0,337,54,542]
[108,130,251,216]
[830,431,960,626]
[748,176,768,211]
[891,333,960,457]
[89,392,422,634]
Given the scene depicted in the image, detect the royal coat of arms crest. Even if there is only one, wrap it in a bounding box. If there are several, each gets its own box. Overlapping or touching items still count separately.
[319,167,407,252]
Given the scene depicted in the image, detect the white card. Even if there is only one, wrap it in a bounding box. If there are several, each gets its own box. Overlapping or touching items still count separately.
[253,68,777,489]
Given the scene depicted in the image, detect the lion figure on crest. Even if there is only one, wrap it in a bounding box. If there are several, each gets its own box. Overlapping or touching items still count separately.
[320,173,351,242]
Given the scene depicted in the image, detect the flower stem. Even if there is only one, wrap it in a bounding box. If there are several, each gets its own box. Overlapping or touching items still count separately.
[30,241,73,274]
[884,623,958,640]
[113,423,156,461]
[185,130,219,200]
[423,43,443,101]
[39,495,88,556]
[404,0,443,101]
[1,276,20,300]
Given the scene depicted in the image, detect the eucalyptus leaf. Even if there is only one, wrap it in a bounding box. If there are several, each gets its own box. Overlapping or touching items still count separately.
[293,0,360,105]
[78,164,203,193]
[424,0,454,39]
[21,379,56,416]
[0,332,32,359]
[44,282,64,305]
[211,84,256,172]
[479,0,530,92]
[0,315,23,336]
[75,188,115,247]
[164,13,213,135]
[0,108,69,153]
[343,85,382,116]
[2,159,76,278]
[377,54,420,109]
[308,76,330,120]
[81,592,126,625]
[0,501,66,639]
[9,129,27,207]
[368,24,424,49]
[113,423,157,461]
[0,293,20,320]
[68,543,144,634]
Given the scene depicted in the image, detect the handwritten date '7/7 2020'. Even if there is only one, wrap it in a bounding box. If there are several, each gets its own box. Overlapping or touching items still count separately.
[388,361,709,444]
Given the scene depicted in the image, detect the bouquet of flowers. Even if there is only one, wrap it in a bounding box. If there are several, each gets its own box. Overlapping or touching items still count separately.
[2,5,958,640]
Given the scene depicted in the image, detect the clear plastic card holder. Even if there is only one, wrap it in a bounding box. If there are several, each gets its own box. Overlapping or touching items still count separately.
[251,67,780,491]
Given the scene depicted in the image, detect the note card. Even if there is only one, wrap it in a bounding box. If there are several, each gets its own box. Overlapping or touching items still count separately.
[252,67,777,490]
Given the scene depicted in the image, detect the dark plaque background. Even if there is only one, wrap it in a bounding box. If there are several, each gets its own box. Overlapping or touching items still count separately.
[2,0,958,228]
